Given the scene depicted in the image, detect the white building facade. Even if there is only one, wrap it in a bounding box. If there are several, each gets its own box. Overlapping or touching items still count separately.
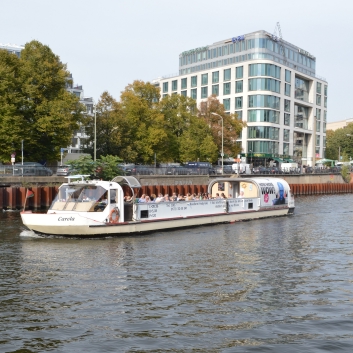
[153,30,327,166]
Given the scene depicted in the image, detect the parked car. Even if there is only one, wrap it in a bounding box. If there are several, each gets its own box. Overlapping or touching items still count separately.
[131,165,155,175]
[253,166,269,174]
[184,161,215,175]
[214,165,233,174]
[56,165,75,176]
[117,163,135,176]
[165,165,188,175]
[268,167,283,174]
[14,162,53,176]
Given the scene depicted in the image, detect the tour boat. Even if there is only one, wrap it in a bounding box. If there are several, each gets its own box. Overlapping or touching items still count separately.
[20,175,295,237]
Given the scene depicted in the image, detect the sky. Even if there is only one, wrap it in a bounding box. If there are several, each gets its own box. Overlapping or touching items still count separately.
[1,0,351,122]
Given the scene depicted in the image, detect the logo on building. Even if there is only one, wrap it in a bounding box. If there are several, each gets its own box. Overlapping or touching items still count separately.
[231,35,245,43]
[298,48,316,60]
[181,46,209,57]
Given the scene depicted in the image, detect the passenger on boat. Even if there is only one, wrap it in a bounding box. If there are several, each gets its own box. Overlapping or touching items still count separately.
[155,193,164,203]
[150,194,156,202]
[139,194,146,203]
[221,193,227,199]
[145,196,151,202]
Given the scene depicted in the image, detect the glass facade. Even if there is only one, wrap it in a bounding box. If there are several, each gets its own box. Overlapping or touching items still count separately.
[284,113,290,126]
[283,129,290,142]
[249,63,280,79]
[248,140,279,154]
[248,78,280,93]
[201,74,208,85]
[295,77,310,102]
[285,83,291,96]
[294,105,309,129]
[181,78,187,89]
[247,109,279,124]
[248,95,280,110]
[284,99,290,112]
[248,126,279,140]
[172,80,177,91]
[212,71,219,83]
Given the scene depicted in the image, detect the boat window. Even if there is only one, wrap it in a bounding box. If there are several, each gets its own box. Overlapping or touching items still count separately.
[110,189,118,204]
[50,184,109,212]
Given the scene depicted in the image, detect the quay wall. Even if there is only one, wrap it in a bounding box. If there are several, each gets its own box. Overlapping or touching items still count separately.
[0,173,352,210]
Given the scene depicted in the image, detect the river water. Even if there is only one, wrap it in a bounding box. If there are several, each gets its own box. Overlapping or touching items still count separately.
[1,194,353,353]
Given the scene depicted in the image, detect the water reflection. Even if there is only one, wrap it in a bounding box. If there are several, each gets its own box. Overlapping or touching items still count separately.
[1,195,353,352]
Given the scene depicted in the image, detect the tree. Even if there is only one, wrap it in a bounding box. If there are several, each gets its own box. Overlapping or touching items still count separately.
[158,94,197,162]
[198,95,246,158]
[120,80,167,163]
[325,123,353,161]
[0,40,85,163]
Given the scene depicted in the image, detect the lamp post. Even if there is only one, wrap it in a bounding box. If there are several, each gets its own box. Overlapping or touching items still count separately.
[211,112,224,175]
[93,101,97,162]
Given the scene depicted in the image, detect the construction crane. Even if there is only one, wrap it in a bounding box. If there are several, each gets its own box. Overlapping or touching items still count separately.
[273,22,287,64]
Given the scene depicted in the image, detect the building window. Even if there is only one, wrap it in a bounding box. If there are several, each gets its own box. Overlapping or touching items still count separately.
[236,80,243,93]
[172,80,177,91]
[316,135,320,146]
[181,78,187,89]
[284,99,290,112]
[212,84,219,96]
[248,95,280,110]
[235,97,243,109]
[316,82,322,94]
[316,108,321,120]
[212,71,219,83]
[285,83,291,96]
[223,98,230,111]
[223,82,231,95]
[163,82,168,93]
[283,142,289,155]
[248,126,279,140]
[295,77,310,102]
[191,76,197,87]
[235,110,242,119]
[248,141,279,154]
[181,90,187,97]
[284,113,290,126]
[248,109,279,124]
[316,94,321,105]
[294,104,309,129]
[163,94,168,98]
[324,96,327,108]
[324,85,328,96]
[248,78,280,93]
[324,110,327,122]
[191,88,197,99]
[316,118,321,132]
[285,69,291,83]
[224,68,231,81]
[201,73,208,86]
[249,63,281,79]
[236,66,243,79]
[201,86,208,99]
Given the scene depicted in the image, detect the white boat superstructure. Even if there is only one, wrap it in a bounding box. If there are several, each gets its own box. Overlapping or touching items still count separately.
[20,176,295,237]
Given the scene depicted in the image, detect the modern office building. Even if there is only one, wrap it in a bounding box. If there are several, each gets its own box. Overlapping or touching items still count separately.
[153,30,328,166]
[0,42,23,57]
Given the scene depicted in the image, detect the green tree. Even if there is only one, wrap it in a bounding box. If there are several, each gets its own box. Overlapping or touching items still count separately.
[158,94,196,162]
[97,155,123,180]
[198,95,246,158]
[326,123,353,161]
[0,40,85,163]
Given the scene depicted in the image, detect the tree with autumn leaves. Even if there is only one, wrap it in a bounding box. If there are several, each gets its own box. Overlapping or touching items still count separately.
[86,81,246,164]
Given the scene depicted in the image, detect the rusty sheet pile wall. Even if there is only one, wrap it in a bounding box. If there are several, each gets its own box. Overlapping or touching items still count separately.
[1,183,353,210]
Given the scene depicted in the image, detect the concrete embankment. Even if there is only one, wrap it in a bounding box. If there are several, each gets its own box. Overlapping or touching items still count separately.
[0,173,352,210]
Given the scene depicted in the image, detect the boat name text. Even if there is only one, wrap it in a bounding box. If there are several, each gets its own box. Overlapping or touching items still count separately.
[58,217,75,221]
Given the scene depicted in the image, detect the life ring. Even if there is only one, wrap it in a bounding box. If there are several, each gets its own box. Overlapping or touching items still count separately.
[109,207,120,224]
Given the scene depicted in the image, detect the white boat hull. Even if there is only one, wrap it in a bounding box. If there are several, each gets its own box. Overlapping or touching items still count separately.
[21,206,292,237]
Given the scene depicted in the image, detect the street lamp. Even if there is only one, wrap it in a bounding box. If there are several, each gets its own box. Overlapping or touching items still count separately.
[211,112,224,175]
[94,101,97,162]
